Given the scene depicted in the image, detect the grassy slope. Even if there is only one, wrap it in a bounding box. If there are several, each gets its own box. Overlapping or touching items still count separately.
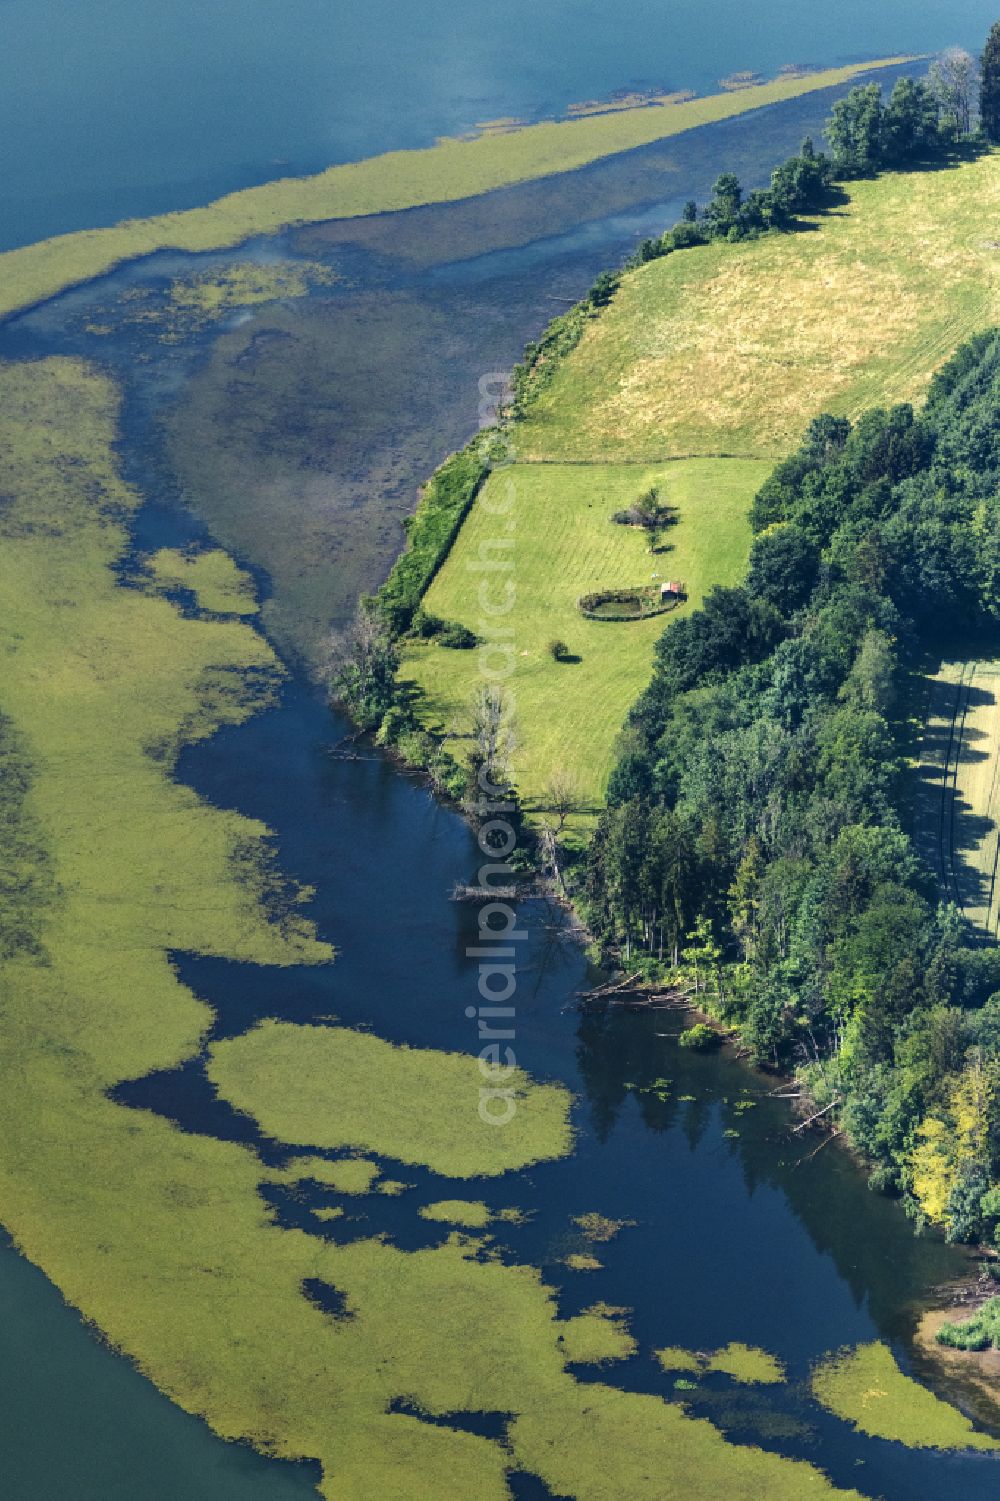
[0,356,873,1500]
[402,152,1000,814]
[517,154,1000,463]
[403,460,766,810]
[0,60,909,321]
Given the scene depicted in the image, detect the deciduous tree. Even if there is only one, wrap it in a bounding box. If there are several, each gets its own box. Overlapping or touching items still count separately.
[928,46,978,134]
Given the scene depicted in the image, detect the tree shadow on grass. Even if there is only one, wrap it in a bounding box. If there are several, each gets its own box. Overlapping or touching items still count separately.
[914,673,1000,937]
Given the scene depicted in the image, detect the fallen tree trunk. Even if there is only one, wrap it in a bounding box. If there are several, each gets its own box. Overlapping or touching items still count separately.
[792,1097,841,1134]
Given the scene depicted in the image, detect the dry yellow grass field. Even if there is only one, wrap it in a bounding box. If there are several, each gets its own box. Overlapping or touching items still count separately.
[517,153,1000,462]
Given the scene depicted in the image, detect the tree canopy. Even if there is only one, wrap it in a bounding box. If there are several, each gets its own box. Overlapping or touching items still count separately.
[588,331,1000,1244]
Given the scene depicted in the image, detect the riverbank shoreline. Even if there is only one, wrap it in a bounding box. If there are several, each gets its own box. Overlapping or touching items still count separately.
[916,1292,1000,1424]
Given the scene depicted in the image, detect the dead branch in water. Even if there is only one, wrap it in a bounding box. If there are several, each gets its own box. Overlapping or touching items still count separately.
[451,882,520,902]
[567,974,696,1013]
[577,973,644,1000]
[791,1097,841,1134]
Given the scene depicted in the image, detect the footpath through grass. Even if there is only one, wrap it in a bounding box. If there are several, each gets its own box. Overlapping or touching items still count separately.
[914,659,1000,939]
[402,151,1000,817]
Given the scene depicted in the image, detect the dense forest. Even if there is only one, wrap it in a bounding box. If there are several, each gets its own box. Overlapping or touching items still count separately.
[587,332,1000,1244]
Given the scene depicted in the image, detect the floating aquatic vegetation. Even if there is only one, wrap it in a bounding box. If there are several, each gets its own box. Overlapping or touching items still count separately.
[168,260,339,324]
[811,1342,999,1449]
[141,547,259,616]
[656,1344,786,1385]
[419,1201,493,1228]
[0,58,912,320]
[563,1253,603,1272]
[573,1212,635,1242]
[657,1348,703,1374]
[561,1303,636,1365]
[705,1344,786,1386]
[208,1019,574,1178]
[266,1156,382,1196]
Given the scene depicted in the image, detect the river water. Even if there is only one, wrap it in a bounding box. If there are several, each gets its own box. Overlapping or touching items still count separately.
[4,11,1000,1501]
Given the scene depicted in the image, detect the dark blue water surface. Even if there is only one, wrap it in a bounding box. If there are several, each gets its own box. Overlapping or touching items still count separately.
[2,0,1000,248]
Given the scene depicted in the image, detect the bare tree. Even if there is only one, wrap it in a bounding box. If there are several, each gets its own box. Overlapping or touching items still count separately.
[470,683,516,789]
[327,603,399,729]
[540,767,583,838]
[928,47,979,136]
[537,768,583,893]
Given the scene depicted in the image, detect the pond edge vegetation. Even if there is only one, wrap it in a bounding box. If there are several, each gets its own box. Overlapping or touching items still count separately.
[335,52,1000,1356]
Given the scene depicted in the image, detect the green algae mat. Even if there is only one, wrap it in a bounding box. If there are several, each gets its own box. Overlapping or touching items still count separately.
[0,355,887,1498]
[811,1343,1000,1450]
[3,59,999,1501]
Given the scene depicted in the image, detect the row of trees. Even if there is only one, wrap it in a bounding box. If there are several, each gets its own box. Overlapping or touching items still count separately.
[587,331,1000,1244]
[628,63,981,262]
[828,25,1000,156]
[505,43,1000,423]
[982,22,1000,141]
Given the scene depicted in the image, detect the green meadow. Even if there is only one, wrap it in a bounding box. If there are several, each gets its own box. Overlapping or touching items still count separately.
[0,355,880,1499]
[0,59,908,321]
[401,459,764,812]
[400,150,1000,816]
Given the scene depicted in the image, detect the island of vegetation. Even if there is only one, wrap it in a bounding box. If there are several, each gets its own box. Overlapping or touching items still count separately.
[1,69,959,1500]
[0,355,887,1501]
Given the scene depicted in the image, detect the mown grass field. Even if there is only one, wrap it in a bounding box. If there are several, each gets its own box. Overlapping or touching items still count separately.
[403,151,1000,816]
[402,460,765,812]
[914,660,1000,939]
[517,152,1000,463]
[0,59,908,321]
